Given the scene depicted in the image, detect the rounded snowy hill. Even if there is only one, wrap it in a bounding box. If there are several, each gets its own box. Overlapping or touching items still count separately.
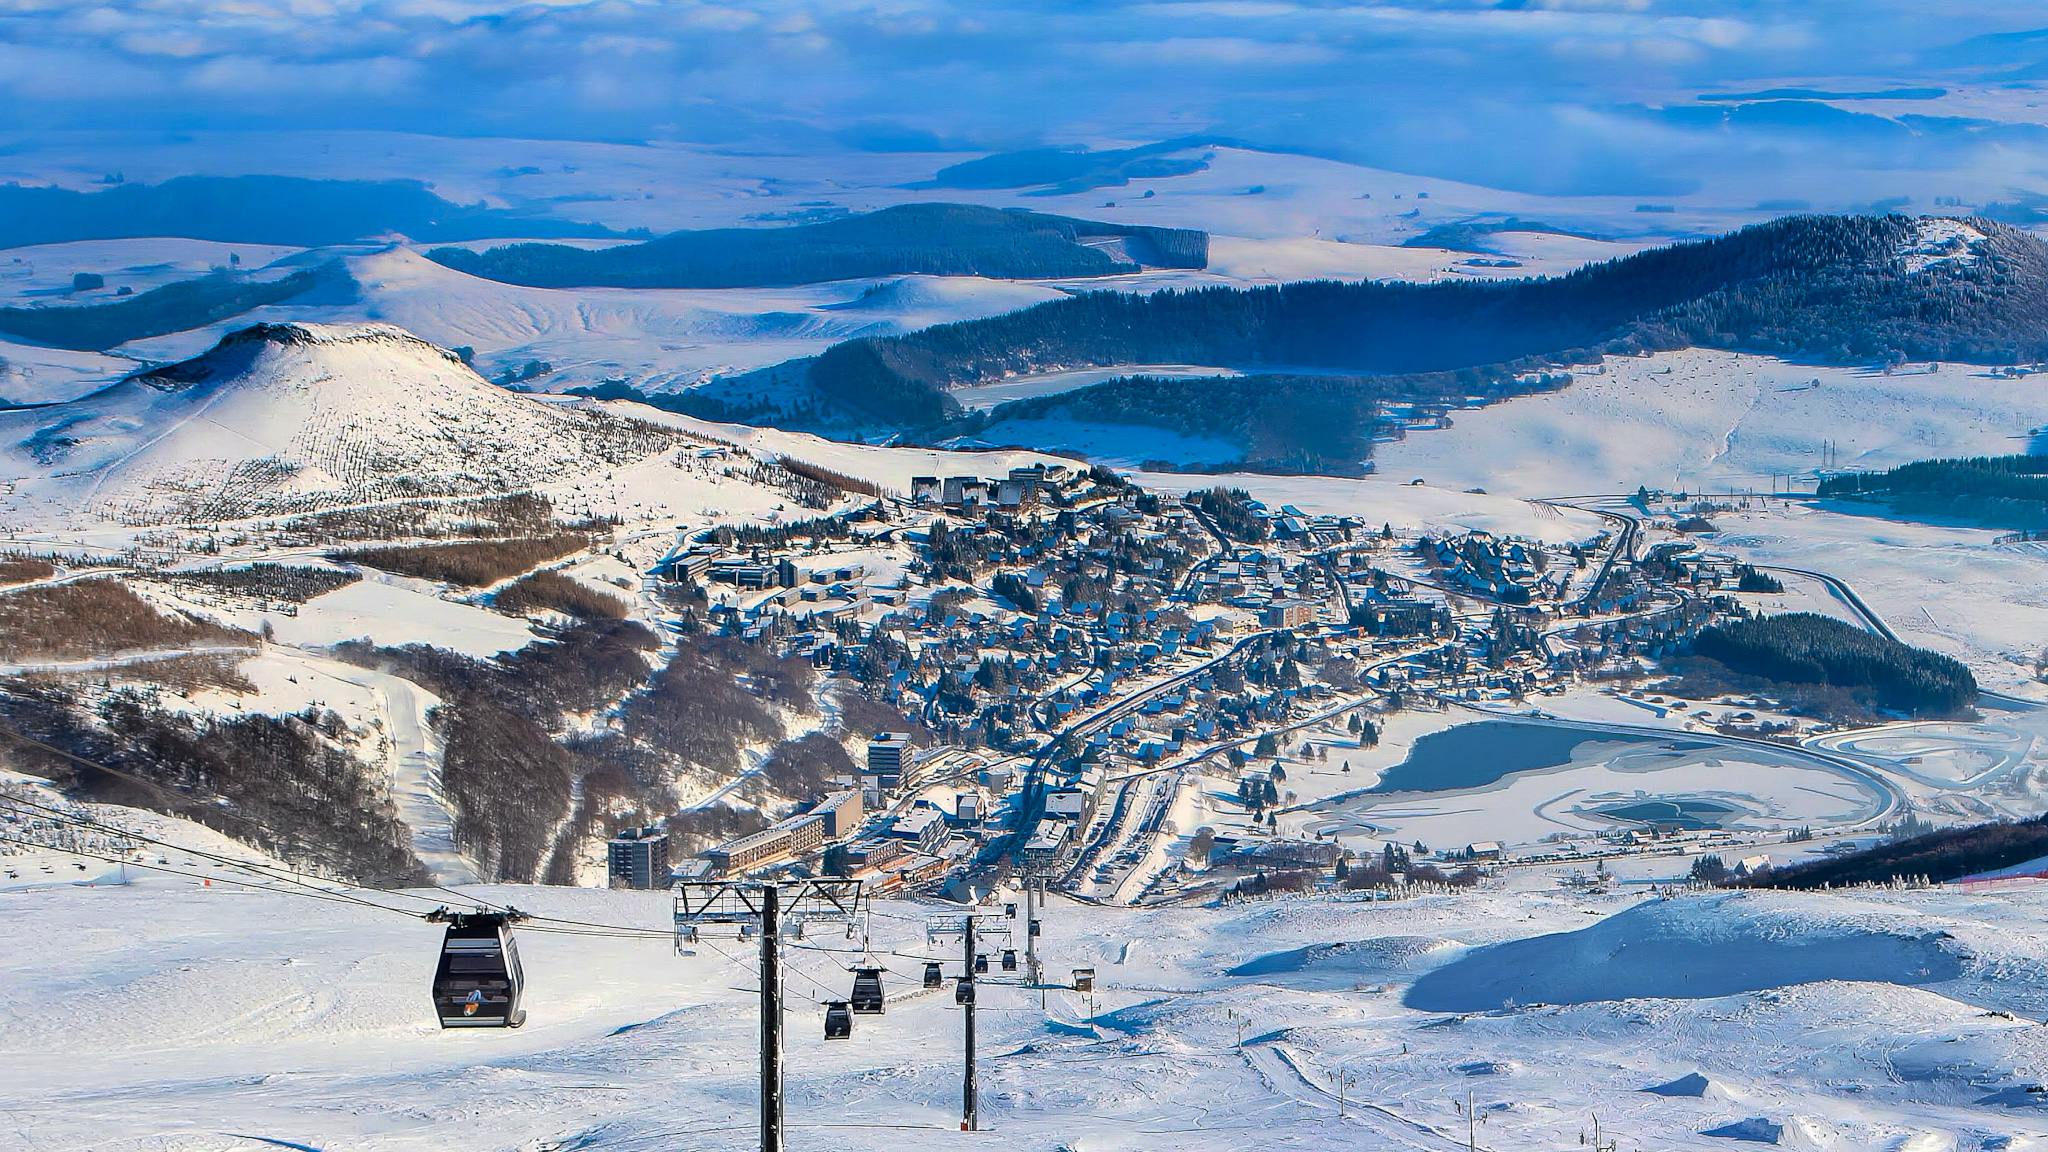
[0,321,677,526]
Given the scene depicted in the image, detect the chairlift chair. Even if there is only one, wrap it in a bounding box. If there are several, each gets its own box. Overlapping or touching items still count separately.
[824,1001,853,1040]
[1001,949,1018,972]
[923,961,944,989]
[850,967,886,1014]
[428,909,527,1029]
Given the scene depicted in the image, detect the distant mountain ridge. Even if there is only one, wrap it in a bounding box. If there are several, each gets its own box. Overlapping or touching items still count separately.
[426,203,1208,289]
[788,214,2048,426]
[0,175,628,249]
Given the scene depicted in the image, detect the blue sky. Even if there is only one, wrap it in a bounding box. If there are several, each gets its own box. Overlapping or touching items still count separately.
[2,1,2046,196]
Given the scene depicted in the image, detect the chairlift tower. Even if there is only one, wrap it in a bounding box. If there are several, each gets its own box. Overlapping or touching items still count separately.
[673,878,865,1152]
[926,910,1018,1132]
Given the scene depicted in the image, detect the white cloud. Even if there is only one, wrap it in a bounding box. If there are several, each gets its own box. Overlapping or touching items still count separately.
[0,0,2034,197]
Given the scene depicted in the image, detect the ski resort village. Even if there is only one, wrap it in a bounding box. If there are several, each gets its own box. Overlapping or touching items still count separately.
[18,71,2048,1148]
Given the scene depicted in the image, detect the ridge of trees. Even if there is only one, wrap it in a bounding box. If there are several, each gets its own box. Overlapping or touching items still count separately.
[791,213,2048,441]
[0,265,334,352]
[332,533,595,587]
[1690,611,1977,715]
[427,203,1207,289]
[1747,813,2048,889]
[1818,453,2048,528]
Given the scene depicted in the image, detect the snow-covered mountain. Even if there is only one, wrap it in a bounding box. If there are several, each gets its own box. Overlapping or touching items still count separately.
[0,321,677,526]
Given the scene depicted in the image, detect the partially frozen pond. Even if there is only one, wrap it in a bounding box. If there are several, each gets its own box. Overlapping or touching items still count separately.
[1301,718,1896,847]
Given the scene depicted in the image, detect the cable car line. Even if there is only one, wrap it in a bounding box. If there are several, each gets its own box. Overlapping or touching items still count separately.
[0,792,439,918]
[0,833,422,910]
[3,777,683,940]
[0,771,448,909]
[0,718,327,854]
[0,821,677,949]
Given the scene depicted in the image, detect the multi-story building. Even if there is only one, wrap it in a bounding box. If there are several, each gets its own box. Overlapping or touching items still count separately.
[607,825,671,889]
[810,789,864,838]
[1263,599,1316,629]
[866,732,911,789]
[706,826,793,876]
[889,807,949,856]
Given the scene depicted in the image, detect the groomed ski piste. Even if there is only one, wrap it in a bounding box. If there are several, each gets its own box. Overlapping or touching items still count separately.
[7,780,2048,1152]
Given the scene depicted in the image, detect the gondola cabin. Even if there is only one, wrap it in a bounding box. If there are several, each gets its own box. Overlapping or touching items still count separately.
[824,1001,853,1040]
[924,961,944,989]
[974,952,989,974]
[430,911,527,1028]
[1001,949,1018,972]
[1072,967,1095,993]
[850,967,886,1014]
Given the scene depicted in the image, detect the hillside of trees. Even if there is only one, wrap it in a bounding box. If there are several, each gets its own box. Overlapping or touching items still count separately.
[0,265,334,351]
[966,369,1570,473]
[792,213,2048,435]
[0,176,623,249]
[1194,487,1269,542]
[427,204,1207,289]
[985,374,1383,473]
[0,685,426,886]
[1818,453,2048,528]
[1750,814,2048,888]
[1689,611,1977,715]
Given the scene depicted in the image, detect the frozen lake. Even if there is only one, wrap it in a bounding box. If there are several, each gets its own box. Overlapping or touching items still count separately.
[1302,717,1897,846]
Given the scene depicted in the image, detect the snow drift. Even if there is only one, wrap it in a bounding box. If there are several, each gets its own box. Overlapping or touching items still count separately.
[1402,892,1964,1012]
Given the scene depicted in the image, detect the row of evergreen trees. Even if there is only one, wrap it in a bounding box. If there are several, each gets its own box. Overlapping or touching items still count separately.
[1818,453,2048,528]
[1691,611,1977,714]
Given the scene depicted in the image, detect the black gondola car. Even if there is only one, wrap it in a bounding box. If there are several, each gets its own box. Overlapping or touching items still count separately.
[1004,902,1017,918]
[974,952,989,974]
[850,967,886,1014]
[824,1001,853,1040]
[1001,949,1018,972]
[923,961,943,989]
[430,911,526,1028]
[1028,918,1042,937]
[955,978,975,1005]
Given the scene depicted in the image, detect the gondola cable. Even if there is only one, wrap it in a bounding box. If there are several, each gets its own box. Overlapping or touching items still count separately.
[0,791,447,919]
[0,745,682,938]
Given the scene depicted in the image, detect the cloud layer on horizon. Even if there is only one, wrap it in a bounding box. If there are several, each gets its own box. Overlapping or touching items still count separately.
[2,1,2047,197]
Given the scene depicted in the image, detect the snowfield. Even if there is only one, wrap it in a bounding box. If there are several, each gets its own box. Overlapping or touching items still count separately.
[7,838,2048,1151]
[1371,349,2048,496]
